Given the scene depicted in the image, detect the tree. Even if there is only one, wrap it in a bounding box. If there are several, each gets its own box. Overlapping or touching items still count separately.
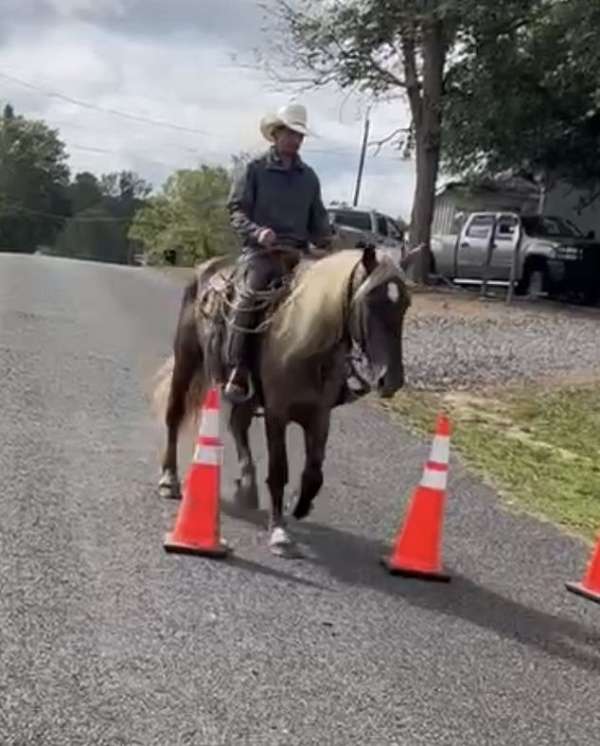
[129,165,237,265]
[0,104,70,252]
[100,170,152,203]
[52,207,129,264]
[256,0,539,282]
[441,0,600,207]
[54,169,152,264]
[67,172,104,214]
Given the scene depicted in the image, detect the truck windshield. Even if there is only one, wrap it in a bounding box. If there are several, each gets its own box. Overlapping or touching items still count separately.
[521,216,583,239]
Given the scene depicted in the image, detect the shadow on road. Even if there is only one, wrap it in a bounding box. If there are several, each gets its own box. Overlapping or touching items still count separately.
[228,555,330,591]
[223,501,600,675]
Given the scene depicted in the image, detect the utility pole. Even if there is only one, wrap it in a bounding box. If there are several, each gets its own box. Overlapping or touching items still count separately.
[352,107,371,207]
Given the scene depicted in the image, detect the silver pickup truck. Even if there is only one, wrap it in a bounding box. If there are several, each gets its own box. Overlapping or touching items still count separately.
[430,211,600,303]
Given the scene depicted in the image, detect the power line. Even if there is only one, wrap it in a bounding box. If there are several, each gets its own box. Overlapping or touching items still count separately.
[0,69,404,160]
[0,200,132,223]
[68,143,192,172]
[0,70,211,137]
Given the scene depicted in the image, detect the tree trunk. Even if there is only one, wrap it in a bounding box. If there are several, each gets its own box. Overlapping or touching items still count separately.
[410,136,440,282]
[404,20,446,284]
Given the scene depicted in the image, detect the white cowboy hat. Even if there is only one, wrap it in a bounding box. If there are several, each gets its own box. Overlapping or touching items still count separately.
[260,102,313,142]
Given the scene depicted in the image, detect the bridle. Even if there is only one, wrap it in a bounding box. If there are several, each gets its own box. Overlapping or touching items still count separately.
[341,260,376,398]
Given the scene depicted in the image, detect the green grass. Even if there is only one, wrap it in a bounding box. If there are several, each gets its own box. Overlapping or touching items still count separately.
[380,383,600,542]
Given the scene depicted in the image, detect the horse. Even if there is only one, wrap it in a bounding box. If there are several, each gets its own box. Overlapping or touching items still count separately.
[152,244,416,558]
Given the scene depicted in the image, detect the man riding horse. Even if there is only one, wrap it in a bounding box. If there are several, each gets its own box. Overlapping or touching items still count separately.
[224,102,334,404]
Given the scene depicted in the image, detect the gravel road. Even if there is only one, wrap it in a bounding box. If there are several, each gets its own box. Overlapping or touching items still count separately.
[1,253,600,746]
[404,293,600,390]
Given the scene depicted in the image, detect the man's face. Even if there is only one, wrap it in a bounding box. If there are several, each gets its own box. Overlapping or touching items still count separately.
[274,126,304,157]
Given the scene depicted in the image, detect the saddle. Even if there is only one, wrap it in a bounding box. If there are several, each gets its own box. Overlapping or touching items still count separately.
[193,252,311,391]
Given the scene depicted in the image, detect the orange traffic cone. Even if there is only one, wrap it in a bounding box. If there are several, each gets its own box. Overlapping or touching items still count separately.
[164,386,231,558]
[566,537,600,604]
[381,413,452,582]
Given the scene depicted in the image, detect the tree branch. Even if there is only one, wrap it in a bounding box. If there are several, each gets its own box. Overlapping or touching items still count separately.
[575,185,600,213]
[367,126,409,156]
[368,53,407,90]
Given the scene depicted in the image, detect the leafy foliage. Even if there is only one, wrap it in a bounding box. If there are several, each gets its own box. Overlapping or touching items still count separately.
[0,104,70,252]
[53,169,153,264]
[67,172,104,214]
[129,166,238,265]
[441,0,600,210]
[53,207,131,264]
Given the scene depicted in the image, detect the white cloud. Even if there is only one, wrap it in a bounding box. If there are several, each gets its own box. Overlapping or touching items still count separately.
[44,0,127,18]
[0,2,416,220]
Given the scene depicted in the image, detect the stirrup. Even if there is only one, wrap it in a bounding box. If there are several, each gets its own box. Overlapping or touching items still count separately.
[224,372,255,404]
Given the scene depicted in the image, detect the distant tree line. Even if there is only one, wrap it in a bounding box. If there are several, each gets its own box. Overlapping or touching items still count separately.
[0,103,243,265]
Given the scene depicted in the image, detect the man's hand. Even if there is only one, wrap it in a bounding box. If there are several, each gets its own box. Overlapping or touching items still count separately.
[257,228,277,247]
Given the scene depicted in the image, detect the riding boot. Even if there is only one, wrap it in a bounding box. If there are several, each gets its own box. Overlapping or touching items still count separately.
[224,318,254,404]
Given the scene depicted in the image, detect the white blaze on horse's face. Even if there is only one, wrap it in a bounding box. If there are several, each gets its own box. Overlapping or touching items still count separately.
[387,282,400,303]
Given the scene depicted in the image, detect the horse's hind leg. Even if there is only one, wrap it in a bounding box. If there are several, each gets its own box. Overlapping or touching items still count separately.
[290,410,330,521]
[159,286,203,499]
[229,402,259,511]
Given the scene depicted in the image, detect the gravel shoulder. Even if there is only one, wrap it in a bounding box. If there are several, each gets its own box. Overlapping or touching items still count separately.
[404,287,600,391]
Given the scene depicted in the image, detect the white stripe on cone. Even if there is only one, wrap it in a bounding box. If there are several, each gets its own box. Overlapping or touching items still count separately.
[199,409,220,439]
[420,466,448,491]
[429,435,450,465]
[193,443,223,466]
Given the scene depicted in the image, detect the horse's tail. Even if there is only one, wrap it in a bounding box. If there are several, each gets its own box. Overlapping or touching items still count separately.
[150,353,206,433]
[150,353,176,423]
[150,272,208,437]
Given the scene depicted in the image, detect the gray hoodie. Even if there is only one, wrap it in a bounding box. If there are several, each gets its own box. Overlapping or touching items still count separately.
[227,146,333,252]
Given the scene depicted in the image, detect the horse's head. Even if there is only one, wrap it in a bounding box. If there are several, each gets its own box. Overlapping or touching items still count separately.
[347,244,415,398]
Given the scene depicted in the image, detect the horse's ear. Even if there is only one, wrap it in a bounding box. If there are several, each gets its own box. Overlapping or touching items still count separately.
[361,244,377,274]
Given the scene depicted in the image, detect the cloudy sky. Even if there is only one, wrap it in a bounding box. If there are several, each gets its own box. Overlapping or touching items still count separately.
[0,0,416,219]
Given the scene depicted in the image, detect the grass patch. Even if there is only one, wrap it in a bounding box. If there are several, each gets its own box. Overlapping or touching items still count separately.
[380,383,600,542]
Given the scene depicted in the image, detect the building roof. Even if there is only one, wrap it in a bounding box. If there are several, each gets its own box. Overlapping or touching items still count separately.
[436,173,540,199]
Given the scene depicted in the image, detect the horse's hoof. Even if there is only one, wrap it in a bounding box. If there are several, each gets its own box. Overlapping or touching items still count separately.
[158,474,181,500]
[233,478,259,511]
[289,493,314,521]
[269,527,303,559]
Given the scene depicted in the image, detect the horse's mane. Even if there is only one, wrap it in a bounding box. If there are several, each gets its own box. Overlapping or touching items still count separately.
[270,249,409,363]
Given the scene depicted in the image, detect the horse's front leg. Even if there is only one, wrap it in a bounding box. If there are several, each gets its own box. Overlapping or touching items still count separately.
[265,415,301,558]
[290,409,331,521]
[228,402,259,511]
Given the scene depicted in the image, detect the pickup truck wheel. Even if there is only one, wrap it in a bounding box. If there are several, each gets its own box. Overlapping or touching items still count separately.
[429,253,437,276]
[521,261,549,300]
